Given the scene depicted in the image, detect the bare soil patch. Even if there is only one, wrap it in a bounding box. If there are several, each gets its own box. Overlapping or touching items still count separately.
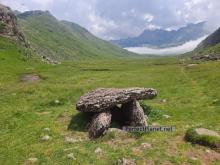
[20,73,41,82]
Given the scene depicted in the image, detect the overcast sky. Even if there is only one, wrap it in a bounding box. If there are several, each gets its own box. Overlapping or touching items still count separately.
[1,0,220,40]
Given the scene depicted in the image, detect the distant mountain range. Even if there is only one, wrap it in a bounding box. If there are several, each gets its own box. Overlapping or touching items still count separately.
[112,22,209,48]
[15,10,136,60]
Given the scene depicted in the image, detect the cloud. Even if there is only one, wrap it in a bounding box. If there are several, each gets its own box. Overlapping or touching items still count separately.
[0,0,220,39]
[0,0,30,11]
[125,36,207,55]
[31,0,54,9]
[143,13,154,22]
[146,24,161,30]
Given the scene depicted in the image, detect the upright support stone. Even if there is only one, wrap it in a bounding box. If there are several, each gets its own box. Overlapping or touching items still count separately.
[88,111,112,139]
[121,100,147,126]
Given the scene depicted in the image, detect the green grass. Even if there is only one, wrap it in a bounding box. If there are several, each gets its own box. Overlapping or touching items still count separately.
[0,37,220,165]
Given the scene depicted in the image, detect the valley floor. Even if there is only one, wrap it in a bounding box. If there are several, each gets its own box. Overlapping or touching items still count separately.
[0,40,220,165]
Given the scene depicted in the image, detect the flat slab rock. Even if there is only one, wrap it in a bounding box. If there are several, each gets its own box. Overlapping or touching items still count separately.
[195,128,220,138]
[76,88,157,112]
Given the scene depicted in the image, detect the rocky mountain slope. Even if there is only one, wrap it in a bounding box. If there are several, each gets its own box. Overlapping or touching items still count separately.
[0,4,28,47]
[17,10,136,60]
[112,22,208,48]
[188,27,220,60]
[197,27,220,49]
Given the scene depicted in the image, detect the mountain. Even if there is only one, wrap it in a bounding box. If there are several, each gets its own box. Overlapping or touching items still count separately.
[197,27,220,49]
[17,10,135,60]
[190,27,220,59]
[0,4,28,47]
[112,22,208,48]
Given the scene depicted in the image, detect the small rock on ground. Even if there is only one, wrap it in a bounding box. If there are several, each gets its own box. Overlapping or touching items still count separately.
[54,99,60,104]
[163,115,171,119]
[40,135,50,141]
[26,158,38,164]
[108,128,128,134]
[187,64,198,67]
[190,157,198,161]
[152,122,160,126]
[65,136,81,143]
[36,111,51,115]
[94,147,103,154]
[117,158,136,165]
[43,128,50,132]
[67,153,76,160]
[141,143,152,149]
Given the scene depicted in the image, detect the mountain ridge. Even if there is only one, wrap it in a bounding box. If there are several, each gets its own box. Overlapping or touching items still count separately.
[196,27,220,49]
[112,22,209,48]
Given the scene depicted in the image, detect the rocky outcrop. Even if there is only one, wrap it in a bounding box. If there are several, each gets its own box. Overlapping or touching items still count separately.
[76,88,157,113]
[197,27,220,49]
[0,4,28,47]
[0,4,17,35]
[192,54,220,61]
[75,88,157,139]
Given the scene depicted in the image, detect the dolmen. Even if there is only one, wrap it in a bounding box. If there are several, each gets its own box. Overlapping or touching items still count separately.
[76,88,157,139]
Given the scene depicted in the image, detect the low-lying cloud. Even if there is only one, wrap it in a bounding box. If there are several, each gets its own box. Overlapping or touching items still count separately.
[125,36,207,55]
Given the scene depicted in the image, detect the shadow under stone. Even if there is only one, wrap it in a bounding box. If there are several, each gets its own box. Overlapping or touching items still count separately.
[68,112,94,132]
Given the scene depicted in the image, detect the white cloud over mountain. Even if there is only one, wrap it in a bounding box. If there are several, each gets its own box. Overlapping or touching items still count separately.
[126,36,207,55]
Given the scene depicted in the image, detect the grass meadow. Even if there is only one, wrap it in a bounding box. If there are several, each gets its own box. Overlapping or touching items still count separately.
[0,38,220,164]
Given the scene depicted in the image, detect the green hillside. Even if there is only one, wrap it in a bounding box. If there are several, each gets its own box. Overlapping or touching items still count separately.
[182,40,220,58]
[195,43,220,55]
[189,27,220,57]
[17,11,136,60]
